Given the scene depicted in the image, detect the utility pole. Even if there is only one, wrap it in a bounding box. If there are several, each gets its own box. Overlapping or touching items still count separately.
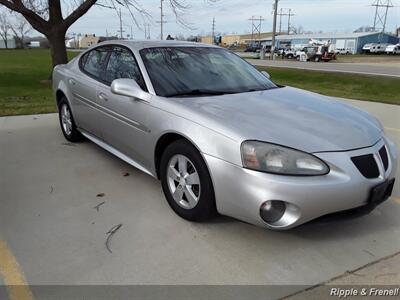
[144,23,151,39]
[277,8,294,34]
[287,9,294,34]
[271,0,279,59]
[371,0,393,32]
[212,17,216,44]
[156,0,166,39]
[278,8,283,34]
[117,8,125,39]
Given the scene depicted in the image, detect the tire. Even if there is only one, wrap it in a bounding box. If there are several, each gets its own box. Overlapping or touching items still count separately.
[160,139,217,221]
[58,97,83,142]
[287,54,293,59]
[314,56,320,62]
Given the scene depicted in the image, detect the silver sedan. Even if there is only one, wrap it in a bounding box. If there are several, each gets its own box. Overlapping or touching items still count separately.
[52,40,397,229]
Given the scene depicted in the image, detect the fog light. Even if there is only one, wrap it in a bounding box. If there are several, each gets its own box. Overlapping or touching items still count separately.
[260,200,286,224]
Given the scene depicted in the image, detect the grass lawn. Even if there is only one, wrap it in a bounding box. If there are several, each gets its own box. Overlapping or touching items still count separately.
[0,49,399,116]
[257,66,400,105]
[0,49,77,116]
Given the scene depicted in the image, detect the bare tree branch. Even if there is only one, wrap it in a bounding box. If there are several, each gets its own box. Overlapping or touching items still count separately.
[63,0,98,29]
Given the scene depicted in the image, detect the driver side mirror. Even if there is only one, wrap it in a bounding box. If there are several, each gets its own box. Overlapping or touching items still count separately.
[261,70,271,79]
[111,78,150,102]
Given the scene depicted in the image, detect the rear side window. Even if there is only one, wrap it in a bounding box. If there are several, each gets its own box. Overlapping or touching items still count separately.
[80,47,109,79]
[104,46,146,90]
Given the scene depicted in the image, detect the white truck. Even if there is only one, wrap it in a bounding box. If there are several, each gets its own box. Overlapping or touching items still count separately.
[385,44,400,55]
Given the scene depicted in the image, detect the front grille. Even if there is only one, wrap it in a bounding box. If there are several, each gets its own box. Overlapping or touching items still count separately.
[379,146,389,171]
[351,154,379,178]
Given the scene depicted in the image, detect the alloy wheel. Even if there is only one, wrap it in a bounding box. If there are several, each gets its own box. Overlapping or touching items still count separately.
[61,104,73,136]
[167,154,201,209]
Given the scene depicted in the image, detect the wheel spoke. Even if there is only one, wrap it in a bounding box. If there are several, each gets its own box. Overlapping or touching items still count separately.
[178,156,187,175]
[185,172,200,185]
[168,165,180,182]
[184,186,198,207]
[172,187,184,202]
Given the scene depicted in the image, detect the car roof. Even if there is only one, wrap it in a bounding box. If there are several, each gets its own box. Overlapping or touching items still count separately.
[95,39,220,50]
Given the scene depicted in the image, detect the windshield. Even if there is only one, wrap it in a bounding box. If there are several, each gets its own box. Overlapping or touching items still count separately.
[140,47,277,97]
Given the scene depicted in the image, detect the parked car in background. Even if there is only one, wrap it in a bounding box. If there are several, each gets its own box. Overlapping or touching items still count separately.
[335,48,352,55]
[53,40,397,230]
[283,49,296,59]
[386,44,400,55]
[370,43,390,54]
[362,43,374,53]
[244,42,261,53]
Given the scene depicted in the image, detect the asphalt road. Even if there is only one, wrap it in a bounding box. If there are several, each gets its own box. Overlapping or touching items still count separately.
[246,58,400,78]
[0,98,399,300]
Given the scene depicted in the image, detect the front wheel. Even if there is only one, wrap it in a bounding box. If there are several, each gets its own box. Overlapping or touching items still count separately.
[160,140,217,221]
[58,97,83,142]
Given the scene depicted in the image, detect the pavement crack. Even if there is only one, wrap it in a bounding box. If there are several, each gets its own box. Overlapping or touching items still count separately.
[93,201,105,212]
[363,249,375,257]
[279,250,400,300]
[105,224,122,254]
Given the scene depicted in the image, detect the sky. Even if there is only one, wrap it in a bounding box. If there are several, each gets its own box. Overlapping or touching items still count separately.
[64,0,398,38]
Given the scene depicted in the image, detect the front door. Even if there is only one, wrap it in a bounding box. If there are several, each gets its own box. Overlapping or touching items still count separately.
[96,46,151,168]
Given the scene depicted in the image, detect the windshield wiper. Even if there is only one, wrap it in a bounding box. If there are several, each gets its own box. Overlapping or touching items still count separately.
[166,89,233,97]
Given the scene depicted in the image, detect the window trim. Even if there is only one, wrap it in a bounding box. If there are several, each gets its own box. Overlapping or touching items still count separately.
[78,44,148,92]
[79,45,112,85]
[102,45,148,92]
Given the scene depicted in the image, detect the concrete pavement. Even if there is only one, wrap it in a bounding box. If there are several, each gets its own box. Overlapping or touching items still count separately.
[0,98,400,299]
[246,58,400,78]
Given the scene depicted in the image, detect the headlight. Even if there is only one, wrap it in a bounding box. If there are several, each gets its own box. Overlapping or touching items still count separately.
[241,141,330,176]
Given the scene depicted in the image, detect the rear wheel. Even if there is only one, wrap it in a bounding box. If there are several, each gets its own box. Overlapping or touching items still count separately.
[160,140,216,221]
[58,97,83,142]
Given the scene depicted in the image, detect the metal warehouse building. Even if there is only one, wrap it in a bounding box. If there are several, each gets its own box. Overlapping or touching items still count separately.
[275,32,399,54]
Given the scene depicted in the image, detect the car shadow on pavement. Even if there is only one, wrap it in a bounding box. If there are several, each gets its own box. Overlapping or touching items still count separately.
[285,200,400,241]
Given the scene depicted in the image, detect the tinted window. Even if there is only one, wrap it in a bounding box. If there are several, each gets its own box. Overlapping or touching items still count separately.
[81,47,109,79]
[104,47,146,90]
[140,47,277,97]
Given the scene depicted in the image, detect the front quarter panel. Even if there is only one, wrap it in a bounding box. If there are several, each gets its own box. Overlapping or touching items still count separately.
[143,96,243,176]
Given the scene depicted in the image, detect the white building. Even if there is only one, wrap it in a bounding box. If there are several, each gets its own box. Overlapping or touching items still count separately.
[0,39,16,49]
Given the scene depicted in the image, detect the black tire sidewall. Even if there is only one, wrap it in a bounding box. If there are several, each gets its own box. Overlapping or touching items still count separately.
[160,140,216,221]
[58,97,82,142]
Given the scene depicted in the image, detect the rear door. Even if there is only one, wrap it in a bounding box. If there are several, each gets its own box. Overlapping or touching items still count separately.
[96,46,151,167]
[70,46,110,137]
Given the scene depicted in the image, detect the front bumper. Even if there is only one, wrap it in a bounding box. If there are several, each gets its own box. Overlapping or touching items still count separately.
[204,137,398,230]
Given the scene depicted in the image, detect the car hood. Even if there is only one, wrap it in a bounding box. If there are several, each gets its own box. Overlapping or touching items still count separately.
[171,86,382,153]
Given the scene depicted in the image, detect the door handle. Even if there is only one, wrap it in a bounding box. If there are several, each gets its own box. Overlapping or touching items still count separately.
[68,78,76,85]
[98,92,108,101]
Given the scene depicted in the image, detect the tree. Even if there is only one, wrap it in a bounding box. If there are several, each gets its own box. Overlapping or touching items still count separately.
[0,0,213,68]
[0,10,11,48]
[10,14,30,48]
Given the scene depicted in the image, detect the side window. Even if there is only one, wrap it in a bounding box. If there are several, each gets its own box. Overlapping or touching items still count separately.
[81,47,109,79]
[104,47,146,90]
